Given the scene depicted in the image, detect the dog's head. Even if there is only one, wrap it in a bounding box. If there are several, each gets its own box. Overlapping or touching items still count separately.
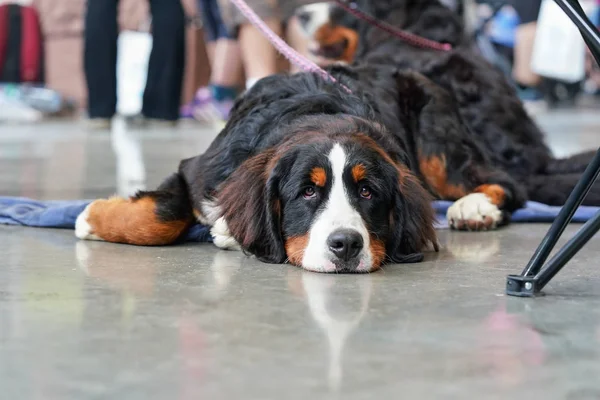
[217,115,437,273]
[295,0,468,65]
[296,2,360,63]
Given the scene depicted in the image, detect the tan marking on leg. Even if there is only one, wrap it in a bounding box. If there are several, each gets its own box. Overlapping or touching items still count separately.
[85,197,189,245]
[474,184,506,206]
[418,154,467,199]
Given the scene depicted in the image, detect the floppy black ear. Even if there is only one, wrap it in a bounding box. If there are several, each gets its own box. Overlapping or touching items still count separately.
[217,149,286,264]
[387,168,438,263]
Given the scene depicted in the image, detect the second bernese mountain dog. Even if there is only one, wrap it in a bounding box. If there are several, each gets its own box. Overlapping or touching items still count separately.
[75,0,600,273]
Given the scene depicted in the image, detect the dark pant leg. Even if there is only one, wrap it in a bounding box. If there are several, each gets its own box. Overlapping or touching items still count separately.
[198,0,218,42]
[199,0,231,41]
[509,0,542,25]
[142,0,186,121]
[84,0,119,118]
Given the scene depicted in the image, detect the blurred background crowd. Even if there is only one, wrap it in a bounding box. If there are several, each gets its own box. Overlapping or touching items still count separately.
[1,0,599,126]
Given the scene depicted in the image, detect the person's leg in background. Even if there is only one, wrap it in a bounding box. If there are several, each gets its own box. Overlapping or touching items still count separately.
[239,20,281,89]
[286,15,309,73]
[142,0,186,123]
[200,25,243,120]
[210,6,243,98]
[186,0,243,122]
[223,0,283,89]
[84,0,119,128]
[510,0,542,88]
[282,1,311,73]
[507,0,546,113]
[198,0,219,72]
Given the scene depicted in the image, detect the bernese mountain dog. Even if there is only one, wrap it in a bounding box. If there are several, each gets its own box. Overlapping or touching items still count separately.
[75,0,600,273]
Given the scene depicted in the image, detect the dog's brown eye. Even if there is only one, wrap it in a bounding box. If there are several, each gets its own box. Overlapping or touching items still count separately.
[303,186,316,199]
[359,185,372,199]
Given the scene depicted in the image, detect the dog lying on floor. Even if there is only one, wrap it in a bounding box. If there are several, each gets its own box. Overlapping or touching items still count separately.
[76,0,598,273]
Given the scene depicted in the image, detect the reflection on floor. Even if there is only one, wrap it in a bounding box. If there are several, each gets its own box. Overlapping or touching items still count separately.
[1,112,600,399]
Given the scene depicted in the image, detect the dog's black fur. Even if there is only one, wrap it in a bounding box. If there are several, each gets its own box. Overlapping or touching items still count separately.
[322,0,600,205]
[180,66,445,264]
[77,0,600,271]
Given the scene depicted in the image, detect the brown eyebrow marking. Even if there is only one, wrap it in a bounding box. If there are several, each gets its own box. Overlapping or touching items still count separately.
[351,164,367,183]
[310,167,327,187]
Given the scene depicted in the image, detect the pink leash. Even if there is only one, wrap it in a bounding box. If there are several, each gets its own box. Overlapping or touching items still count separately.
[228,0,352,92]
[334,0,452,52]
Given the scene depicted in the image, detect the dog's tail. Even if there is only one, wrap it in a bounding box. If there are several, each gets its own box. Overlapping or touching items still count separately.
[527,150,600,206]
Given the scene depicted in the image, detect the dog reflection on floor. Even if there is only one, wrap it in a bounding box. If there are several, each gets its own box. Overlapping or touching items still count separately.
[76,243,243,301]
[444,231,501,263]
[77,242,374,391]
[292,271,373,391]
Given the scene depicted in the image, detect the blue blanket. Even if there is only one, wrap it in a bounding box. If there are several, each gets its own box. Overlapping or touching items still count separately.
[0,197,212,242]
[1,197,598,240]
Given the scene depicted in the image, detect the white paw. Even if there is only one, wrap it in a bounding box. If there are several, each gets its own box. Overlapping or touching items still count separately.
[447,193,503,231]
[75,204,104,241]
[210,217,241,251]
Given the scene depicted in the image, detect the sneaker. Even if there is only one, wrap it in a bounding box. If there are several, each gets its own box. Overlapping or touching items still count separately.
[181,87,234,123]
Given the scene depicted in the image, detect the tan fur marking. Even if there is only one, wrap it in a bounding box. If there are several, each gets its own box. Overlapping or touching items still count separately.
[369,235,386,270]
[418,154,467,200]
[475,184,506,206]
[86,197,189,245]
[285,235,310,266]
[310,167,327,187]
[351,164,367,183]
[314,24,359,63]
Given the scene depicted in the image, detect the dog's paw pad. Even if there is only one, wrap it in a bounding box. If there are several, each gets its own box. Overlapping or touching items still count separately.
[447,193,503,231]
[75,203,104,241]
[211,217,241,250]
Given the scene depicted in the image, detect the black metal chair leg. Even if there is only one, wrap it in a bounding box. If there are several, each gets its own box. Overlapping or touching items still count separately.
[506,0,600,297]
[557,0,600,60]
[536,209,600,289]
[507,208,600,297]
[520,148,600,278]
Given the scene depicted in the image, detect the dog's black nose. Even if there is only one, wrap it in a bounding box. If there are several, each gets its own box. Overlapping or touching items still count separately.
[327,229,364,261]
[297,10,312,27]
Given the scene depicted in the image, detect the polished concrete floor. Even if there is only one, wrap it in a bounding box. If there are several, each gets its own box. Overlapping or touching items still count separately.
[2,113,600,399]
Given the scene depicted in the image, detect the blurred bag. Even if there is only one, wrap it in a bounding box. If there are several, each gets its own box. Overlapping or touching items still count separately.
[531,0,587,83]
[116,24,152,116]
[0,2,44,83]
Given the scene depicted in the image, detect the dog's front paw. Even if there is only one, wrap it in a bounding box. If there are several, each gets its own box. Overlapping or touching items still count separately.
[210,217,241,251]
[75,202,104,241]
[447,193,503,231]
